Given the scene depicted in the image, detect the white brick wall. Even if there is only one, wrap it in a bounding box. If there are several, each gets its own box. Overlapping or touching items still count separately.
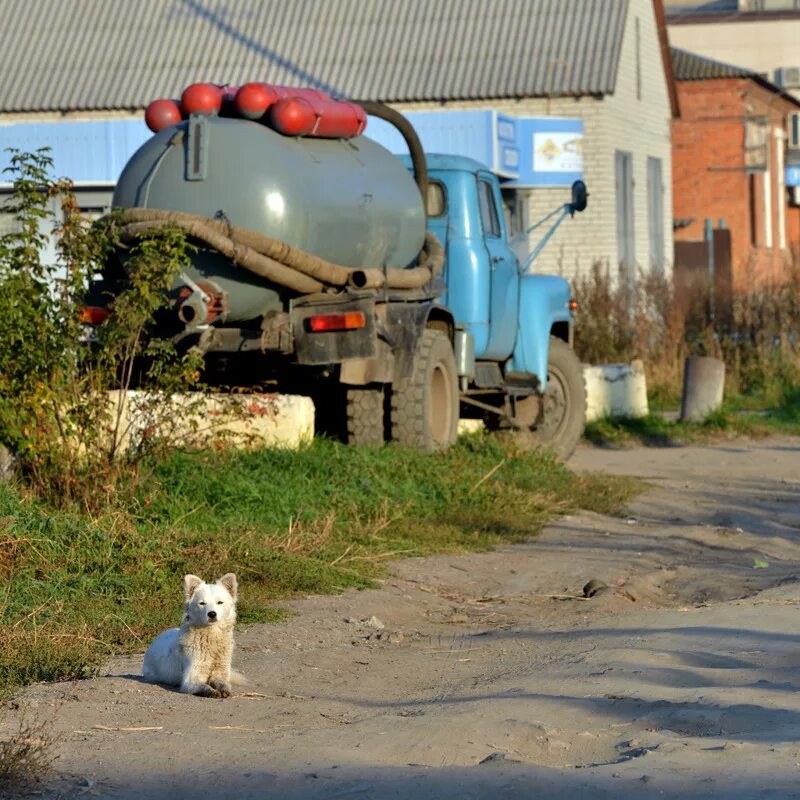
[395,0,674,284]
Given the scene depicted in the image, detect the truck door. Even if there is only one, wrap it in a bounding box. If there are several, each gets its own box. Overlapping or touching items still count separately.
[477,172,519,360]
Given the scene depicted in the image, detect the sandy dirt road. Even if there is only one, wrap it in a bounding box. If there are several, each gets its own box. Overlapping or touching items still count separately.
[4,436,800,799]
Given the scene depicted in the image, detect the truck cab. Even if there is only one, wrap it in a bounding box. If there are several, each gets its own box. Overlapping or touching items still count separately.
[399,153,586,457]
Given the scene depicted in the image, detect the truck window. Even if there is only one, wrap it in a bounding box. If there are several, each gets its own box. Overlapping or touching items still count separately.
[427,181,447,217]
[477,179,501,238]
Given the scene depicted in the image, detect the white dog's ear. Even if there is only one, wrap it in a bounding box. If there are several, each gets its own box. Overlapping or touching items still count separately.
[183,574,203,599]
[218,573,238,601]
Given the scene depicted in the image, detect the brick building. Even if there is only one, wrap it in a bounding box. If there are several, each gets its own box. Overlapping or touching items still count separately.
[671,48,800,290]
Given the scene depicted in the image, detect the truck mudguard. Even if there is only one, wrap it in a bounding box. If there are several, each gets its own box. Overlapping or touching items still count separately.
[509,274,572,388]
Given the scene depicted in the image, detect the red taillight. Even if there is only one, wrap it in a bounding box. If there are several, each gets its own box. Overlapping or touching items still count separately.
[80,306,111,325]
[306,311,366,333]
[568,299,578,313]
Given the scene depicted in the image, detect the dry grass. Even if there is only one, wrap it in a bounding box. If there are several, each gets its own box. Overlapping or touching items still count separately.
[572,260,800,407]
[0,703,60,794]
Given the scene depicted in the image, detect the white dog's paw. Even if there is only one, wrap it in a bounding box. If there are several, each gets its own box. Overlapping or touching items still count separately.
[183,682,224,698]
[209,678,232,698]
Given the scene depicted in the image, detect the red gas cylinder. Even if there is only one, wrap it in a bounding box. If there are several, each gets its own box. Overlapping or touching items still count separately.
[269,97,317,136]
[270,96,367,138]
[145,99,183,132]
[181,83,223,116]
[234,82,280,120]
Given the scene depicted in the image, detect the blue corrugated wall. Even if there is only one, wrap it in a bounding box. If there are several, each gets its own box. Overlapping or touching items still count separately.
[0,119,150,183]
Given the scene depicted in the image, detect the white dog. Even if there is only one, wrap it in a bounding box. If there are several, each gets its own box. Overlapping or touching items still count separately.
[143,573,238,698]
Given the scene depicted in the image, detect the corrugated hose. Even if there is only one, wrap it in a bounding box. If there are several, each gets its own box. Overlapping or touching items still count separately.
[116,208,444,294]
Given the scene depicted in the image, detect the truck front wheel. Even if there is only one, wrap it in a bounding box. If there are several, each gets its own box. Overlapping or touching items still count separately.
[517,337,586,459]
[391,329,458,452]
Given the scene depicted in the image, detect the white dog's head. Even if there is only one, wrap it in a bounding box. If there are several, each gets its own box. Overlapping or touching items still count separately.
[182,573,238,628]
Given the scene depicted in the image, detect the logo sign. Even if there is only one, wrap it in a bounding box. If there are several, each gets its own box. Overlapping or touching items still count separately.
[533,132,584,174]
[508,118,584,187]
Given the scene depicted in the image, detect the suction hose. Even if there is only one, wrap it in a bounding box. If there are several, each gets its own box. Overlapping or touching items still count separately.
[117,208,444,293]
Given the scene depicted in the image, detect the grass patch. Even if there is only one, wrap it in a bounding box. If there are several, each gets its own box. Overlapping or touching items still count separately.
[584,388,800,448]
[0,435,638,697]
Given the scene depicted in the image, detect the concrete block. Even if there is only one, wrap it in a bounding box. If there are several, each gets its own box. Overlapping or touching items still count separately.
[583,360,649,423]
[458,418,485,436]
[108,391,315,452]
[680,356,725,422]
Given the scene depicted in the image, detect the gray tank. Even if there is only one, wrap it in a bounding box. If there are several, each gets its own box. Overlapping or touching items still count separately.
[113,116,426,321]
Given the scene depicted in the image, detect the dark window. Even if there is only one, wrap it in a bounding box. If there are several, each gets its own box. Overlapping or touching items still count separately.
[477,179,501,238]
[647,157,664,273]
[615,150,635,277]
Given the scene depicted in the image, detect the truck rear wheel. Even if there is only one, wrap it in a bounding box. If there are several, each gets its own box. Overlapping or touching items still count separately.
[391,329,458,452]
[522,336,586,459]
[345,385,386,446]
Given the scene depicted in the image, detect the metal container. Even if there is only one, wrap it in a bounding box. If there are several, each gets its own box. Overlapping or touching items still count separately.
[112,116,426,321]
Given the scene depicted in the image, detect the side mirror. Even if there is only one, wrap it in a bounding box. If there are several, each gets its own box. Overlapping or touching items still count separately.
[568,180,588,214]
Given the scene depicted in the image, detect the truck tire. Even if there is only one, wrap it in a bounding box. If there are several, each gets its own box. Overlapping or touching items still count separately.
[526,336,586,459]
[391,329,458,451]
[345,386,386,446]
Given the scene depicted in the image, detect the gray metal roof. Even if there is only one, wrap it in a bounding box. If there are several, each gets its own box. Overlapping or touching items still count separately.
[670,46,800,106]
[670,47,755,80]
[1,0,629,112]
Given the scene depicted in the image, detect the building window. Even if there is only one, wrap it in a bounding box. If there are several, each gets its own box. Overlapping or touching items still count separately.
[745,117,768,171]
[615,150,635,276]
[749,173,759,247]
[647,157,664,273]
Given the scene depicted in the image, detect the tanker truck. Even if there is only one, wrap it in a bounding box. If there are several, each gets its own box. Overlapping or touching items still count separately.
[88,83,588,457]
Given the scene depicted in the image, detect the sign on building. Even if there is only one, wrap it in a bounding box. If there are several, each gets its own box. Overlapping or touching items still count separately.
[366,110,583,187]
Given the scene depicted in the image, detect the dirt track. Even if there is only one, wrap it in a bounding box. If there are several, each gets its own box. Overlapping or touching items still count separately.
[5,436,800,799]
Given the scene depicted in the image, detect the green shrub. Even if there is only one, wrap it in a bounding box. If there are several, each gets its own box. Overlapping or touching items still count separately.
[0,149,203,509]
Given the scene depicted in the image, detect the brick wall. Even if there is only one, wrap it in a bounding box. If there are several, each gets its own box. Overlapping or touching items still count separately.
[673,77,800,290]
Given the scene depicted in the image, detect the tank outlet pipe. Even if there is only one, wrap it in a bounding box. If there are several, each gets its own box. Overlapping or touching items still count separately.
[353,100,429,216]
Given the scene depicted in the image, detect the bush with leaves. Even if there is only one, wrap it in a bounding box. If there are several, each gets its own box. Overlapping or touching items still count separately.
[0,149,204,508]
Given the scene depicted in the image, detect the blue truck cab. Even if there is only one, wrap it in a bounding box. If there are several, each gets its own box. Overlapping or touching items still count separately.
[397,153,587,458]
